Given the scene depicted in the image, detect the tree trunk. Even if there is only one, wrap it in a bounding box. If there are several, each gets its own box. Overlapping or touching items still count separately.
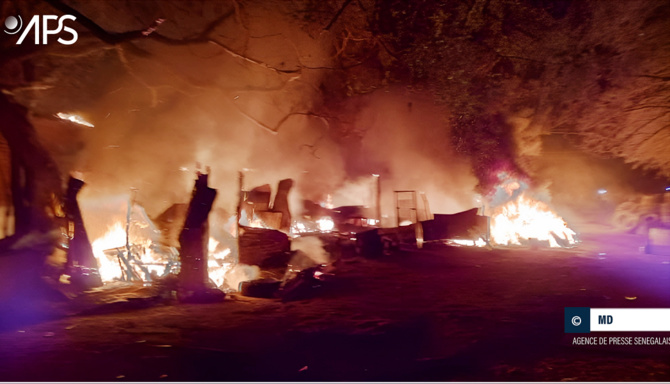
[65,176,103,289]
[178,172,217,292]
[0,94,62,238]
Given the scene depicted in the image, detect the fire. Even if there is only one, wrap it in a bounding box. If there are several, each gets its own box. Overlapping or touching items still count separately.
[248,217,266,228]
[490,192,576,248]
[207,237,233,288]
[56,112,94,127]
[240,210,271,229]
[91,221,235,288]
[291,217,338,235]
[317,217,335,232]
[91,222,168,282]
[90,222,126,281]
[447,238,487,247]
[291,220,309,235]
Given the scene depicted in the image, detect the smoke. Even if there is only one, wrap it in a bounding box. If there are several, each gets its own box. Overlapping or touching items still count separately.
[290,236,330,265]
[224,264,260,291]
[20,2,480,234]
[342,90,479,216]
[78,194,162,243]
[74,63,479,232]
[69,3,339,219]
[532,137,669,227]
[328,178,377,208]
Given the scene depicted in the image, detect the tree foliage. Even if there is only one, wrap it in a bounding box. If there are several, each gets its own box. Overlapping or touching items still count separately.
[303,0,670,188]
[1,0,668,224]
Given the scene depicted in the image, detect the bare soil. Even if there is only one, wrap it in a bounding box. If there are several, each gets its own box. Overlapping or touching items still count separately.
[0,227,669,381]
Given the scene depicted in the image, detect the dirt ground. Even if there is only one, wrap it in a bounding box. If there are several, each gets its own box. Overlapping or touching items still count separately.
[0,225,669,381]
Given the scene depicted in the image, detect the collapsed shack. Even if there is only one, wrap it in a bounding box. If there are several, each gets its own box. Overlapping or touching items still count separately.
[353,208,490,258]
[235,178,339,300]
[69,175,328,304]
[4,160,497,323]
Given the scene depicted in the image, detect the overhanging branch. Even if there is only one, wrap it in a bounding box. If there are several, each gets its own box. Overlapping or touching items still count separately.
[44,0,234,45]
[325,0,354,31]
[232,103,333,134]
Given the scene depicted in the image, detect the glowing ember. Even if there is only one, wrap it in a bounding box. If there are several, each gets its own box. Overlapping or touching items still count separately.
[56,112,94,127]
[490,192,577,248]
[207,237,233,287]
[317,216,335,232]
[447,238,487,247]
[291,221,308,235]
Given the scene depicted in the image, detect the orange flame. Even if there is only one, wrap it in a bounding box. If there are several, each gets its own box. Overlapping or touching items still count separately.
[490,192,576,247]
[91,221,235,287]
[91,222,168,282]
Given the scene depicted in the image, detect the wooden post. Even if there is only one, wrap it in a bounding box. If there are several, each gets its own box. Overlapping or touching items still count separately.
[237,171,243,240]
[374,174,381,225]
[123,188,138,281]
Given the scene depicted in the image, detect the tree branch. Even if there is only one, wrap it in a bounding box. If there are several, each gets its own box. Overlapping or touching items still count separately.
[637,74,670,81]
[44,0,234,45]
[206,40,301,75]
[637,124,670,146]
[324,0,354,31]
[624,105,670,112]
[299,135,326,159]
[231,104,333,134]
[45,0,307,77]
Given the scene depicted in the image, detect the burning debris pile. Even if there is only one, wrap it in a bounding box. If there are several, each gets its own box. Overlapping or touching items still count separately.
[82,176,237,295]
[297,200,378,236]
[75,172,342,302]
[486,174,578,248]
[60,166,579,309]
[88,204,179,284]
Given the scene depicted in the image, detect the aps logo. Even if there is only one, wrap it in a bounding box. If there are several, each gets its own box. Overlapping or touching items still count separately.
[4,14,78,45]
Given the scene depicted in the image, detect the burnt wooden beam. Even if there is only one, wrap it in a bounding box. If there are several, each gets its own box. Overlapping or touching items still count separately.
[272,178,294,231]
[177,171,221,300]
